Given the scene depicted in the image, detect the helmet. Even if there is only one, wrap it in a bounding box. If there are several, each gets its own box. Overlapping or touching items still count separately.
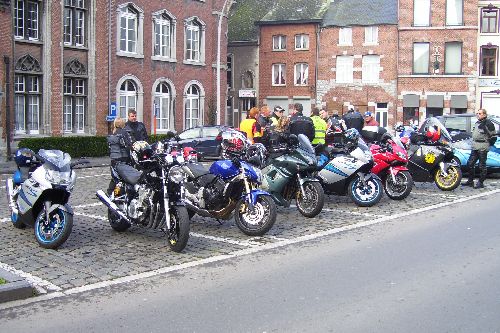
[131,141,153,165]
[246,143,267,167]
[344,128,360,143]
[183,146,198,162]
[221,130,248,159]
[14,148,36,167]
[425,125,441,142]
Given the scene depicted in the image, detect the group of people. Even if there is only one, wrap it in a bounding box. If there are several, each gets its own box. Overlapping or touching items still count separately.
[238,103,380,148]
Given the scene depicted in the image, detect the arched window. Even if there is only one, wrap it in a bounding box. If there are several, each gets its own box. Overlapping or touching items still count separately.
[119,79,137,118]
[154,81,173,131]
[185,85,200,128]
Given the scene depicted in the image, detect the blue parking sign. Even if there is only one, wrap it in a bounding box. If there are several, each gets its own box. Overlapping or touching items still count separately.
[107,102,117,122]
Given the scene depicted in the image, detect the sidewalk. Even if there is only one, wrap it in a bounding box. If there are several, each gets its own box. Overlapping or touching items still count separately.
[0,156,111,175]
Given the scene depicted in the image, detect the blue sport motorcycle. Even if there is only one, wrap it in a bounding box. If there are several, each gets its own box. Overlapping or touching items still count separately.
[182,132,277,236]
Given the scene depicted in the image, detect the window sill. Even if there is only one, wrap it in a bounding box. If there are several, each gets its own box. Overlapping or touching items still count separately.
[116,51,144,59]
[14,38,43,45]
[183,60,206,66]
[64,44,89,51]
[337,43,353,47]
[62,132,90,136]
[272,49,287,52]
[152,56,177,63]
[271,84,286,87]
[294,48,310,51]
[14,133,45,139]
[362,42,379,46]
[294,84,309,87]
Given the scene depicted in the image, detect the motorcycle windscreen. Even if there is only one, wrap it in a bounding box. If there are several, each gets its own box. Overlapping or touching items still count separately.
[297,134,315,154]
[38,149,71,171]
[418,117,453,145]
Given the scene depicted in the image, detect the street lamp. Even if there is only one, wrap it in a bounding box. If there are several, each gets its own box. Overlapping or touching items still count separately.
[215,0,235,126]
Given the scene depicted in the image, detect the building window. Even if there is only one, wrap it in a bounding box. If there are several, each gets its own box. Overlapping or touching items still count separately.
[185,85,200,129]
[481,8,498,33]
[14,0,41,40]
[481,47,497,76]
[446,0,463,26]
[272,35,286,51]
[414,0,430,26]
[120,6,138,53]
[413,42,429,74]
[227,54,233,90]
[119,79,137,118]
[272,63,286,86]
[294,63,309,86]
[63,78,86,133]
[362,55,380,83]
[295,34,309,50]
[339,27,352,45]
[64,0,86,46]
[184,18,205,64]
[444,42,462,74]
[375,103,388,128]
[153,12,175,59]
[364,26,378,44]
[154,82,173,131]
[14,75,41,134]
[336,56,353,83]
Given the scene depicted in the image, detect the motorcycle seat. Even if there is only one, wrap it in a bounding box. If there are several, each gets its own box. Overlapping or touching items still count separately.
[114,163,142,185]
[185,163,211,179]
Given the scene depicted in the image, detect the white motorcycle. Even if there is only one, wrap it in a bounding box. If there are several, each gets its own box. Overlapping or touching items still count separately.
[6,148,88,249]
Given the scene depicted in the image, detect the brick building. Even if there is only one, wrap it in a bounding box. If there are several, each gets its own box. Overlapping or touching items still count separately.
[0,0,229,158]
[257,0,330,116]
[398,0,478,125]
[1,1,14,157]
[477,0,500,116]
[316,0,398,127]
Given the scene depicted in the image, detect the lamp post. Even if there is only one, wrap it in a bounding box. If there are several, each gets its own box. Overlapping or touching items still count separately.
[215,0,234,126]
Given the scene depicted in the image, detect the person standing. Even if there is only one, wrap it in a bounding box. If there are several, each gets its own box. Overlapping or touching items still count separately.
[364,111,379,126]
[125,109,148,142]
[270,106,285,126]
[462,109,497,189]
[342,106,364,132]
[258,105,272,128]
[239,107,260,143]
[310,107,327,145]
[289,102,315,142]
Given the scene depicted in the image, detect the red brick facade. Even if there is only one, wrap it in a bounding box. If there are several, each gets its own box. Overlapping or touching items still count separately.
[1,4,13,156]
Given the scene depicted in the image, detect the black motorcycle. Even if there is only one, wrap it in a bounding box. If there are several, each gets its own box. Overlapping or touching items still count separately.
[96,140,190,252]
[404,117,462,191]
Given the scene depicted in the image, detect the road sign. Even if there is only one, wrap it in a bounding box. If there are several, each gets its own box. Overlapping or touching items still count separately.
[106,115,116,122]
[109,102,117,117]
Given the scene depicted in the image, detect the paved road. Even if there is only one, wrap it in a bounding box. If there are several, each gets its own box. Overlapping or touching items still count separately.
[0,189,499,332]
[0,167,499,296]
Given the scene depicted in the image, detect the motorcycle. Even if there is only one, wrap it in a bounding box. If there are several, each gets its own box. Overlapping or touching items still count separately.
[6,148,89,249]
[362,127,413,200]
[182,130,277,236]
[96,140,190,252]
[260,134,325,218]
[316,129,383,207]
[403,117,462,191]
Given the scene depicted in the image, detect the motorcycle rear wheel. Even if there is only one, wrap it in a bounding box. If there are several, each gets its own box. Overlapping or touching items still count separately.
[167,206,190,253]
[295,181,325,218]
[384,171,413,200]
[235,195,277,236]
[348,176,383,207]
[34,206,73,249]
[435,165,462,191]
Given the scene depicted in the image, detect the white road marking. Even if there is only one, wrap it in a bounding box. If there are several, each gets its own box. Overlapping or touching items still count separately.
[190,232,260,247]
[411,191,459,197]
[0,262,62,294]
[0,217,10,223]
[73,202,103,209]
[77,173,109,180]
[321,208,387,218]
[0,188,499,310]
[74,212,108,221]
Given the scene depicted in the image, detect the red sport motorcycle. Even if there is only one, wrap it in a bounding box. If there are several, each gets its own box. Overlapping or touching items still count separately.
[369,132,413,200]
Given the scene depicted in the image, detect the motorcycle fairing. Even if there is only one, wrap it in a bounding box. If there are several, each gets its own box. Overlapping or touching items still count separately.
[209,160,256,180]
[244,189,272,205]
[317,156,364,184]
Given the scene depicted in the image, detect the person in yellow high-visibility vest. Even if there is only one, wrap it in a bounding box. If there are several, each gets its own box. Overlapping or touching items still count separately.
[310,107,327,145]
[239,107,260,143]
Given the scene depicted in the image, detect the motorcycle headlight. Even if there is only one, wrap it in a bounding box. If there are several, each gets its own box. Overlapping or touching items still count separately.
[168,166,184,183]
[165,155,174,165]
[45,169,72,186]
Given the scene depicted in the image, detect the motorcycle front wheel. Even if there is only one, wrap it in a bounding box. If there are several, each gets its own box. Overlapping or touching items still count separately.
[384,171,413,200]
[296,181,325,218]
[235,195,277,236]
[167,206,190,253]
[435,164,462,191]
[34,205,73,249]
[348,175,383,207]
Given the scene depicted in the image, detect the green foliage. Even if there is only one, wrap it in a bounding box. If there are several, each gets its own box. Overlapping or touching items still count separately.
[0,277,7,285]
[17,134,174,158]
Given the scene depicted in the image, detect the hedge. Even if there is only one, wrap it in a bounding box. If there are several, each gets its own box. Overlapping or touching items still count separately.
[17,134,172,158]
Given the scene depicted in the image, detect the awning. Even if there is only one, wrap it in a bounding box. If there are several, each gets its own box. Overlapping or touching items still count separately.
[427,95,444,108]
[450,95,468,108]
[403,94,419,107]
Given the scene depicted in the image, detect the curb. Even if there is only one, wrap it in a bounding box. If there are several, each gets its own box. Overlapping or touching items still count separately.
[0,268,34,303]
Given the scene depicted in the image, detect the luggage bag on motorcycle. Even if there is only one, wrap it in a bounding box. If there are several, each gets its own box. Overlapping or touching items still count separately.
[360,126,387,143]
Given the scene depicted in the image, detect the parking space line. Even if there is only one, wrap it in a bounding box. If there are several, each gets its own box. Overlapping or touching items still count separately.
[74,212,108,221]
[0,217,10,223]
[411,191,459,198]
[77,173,109,180]
[73,202,103,209]
[321,208,387,219]
[189,232,259,247]
[0,262,62,294]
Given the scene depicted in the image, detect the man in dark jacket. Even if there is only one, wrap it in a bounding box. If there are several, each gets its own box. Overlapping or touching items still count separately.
[125,109,148,142]
[342,106,364,132]
[463,109,497,189]
[289,103,315,142]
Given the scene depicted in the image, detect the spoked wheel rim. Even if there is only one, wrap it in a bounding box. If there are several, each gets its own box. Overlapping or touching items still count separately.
[436,166,460,189]
[385,173,409,196]
[352,178,381,202]
[239,197,271,230]
[296,183,320,214]
[35,209,66,244]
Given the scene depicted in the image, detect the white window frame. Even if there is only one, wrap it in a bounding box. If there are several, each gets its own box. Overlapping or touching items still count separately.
[339,27,352,46]
[184,17,206,65]
[336,56,354,83]
[414,0,431,27]
[444,42,462,74]
[14,0,40,41]
[272,35,286,51]
[116,4,144,58]
[63,8,73,45]
[185,23,200,61]
[294,63,309,86]
[14,75,40,134]
[152,11,177,61]
[63,77,86,133]
[413,42,430,74]
[154,82,173,131]
[118,79,137,119]
[272,63,286,86]
[364,26,378,45]
[362,55,380,84]
[185,85,200,129]
[14,0,24,38]
[295,34,309,50]
[446,0,463,26]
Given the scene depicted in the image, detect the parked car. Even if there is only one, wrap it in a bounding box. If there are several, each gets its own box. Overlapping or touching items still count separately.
[423,114,500,171]
[176,126,229,160]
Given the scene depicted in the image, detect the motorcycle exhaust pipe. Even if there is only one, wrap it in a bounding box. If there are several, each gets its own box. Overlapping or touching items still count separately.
[6,178,19,214]
[96,190,131,223]
[184,200,212,218]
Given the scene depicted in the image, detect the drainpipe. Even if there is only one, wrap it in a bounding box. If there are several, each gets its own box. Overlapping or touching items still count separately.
[4,56,11,160]
[216,0,233,126]
[315,23,320,107]
[108,0,112,134]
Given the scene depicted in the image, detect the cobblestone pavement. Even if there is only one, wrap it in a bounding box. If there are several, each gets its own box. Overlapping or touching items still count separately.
[0,167,499,296]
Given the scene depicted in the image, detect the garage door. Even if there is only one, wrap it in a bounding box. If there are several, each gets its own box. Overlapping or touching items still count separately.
[482,95,500,117]
[293,98,312,117]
